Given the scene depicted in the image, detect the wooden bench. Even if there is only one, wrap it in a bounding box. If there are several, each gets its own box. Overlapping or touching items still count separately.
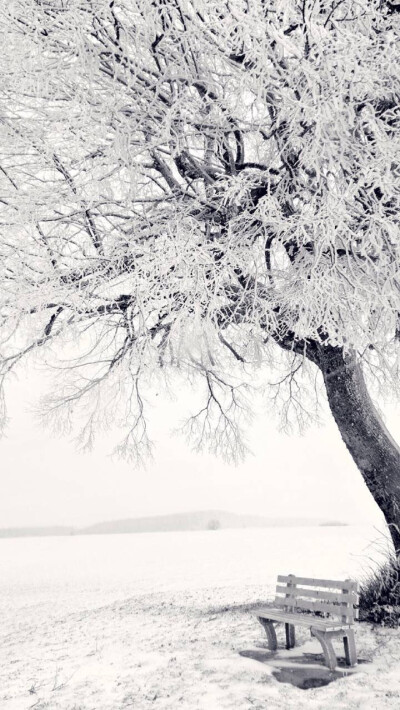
[252,574,359,671]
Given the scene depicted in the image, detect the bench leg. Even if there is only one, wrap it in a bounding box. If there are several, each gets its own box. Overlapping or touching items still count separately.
[343,630,357,667]
[285,623,296,649]
[257,617,278,651]
[311,628,337,671]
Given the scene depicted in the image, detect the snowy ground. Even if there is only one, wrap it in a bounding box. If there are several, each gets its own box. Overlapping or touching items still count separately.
[0,526,399,709]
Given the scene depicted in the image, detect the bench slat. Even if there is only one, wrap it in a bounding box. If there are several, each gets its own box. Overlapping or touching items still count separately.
[274,596,359,620]
[275,585,357,604]
[277,575,359,591]
[274,596,354,618]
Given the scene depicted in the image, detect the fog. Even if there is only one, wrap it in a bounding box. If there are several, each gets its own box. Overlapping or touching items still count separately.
[0,364,393,530]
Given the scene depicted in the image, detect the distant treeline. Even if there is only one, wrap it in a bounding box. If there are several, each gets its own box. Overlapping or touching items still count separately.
[0,526,75,538]
[0,512,349,539]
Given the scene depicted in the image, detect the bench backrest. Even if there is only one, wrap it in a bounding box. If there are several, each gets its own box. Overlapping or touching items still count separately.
[275,574,359,622]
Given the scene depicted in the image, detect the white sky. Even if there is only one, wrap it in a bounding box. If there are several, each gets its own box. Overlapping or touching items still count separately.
[0,363,395,529]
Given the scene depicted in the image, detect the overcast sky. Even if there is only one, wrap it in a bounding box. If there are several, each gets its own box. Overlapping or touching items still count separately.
[0,362,396,529]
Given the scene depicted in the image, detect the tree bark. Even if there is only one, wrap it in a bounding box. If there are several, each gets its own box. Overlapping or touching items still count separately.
[318,346,400,553]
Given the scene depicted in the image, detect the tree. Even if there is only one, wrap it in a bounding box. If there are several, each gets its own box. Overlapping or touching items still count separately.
[1,1,400,547]
[207,519,221,531]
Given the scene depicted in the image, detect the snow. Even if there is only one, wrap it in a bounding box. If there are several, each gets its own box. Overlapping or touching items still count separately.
[0,525,399,709]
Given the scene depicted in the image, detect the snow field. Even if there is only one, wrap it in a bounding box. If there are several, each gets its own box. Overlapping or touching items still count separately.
[0,526,399,709]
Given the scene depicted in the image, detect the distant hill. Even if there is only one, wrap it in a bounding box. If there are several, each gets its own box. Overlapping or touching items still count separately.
[0,511,348,539]
[78,511,346,535]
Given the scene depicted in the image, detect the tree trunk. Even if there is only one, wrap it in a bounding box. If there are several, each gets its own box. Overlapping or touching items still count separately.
[319,346,400,553]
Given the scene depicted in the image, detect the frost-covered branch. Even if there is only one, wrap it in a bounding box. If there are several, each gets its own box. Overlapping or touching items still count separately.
[0,0,399,459]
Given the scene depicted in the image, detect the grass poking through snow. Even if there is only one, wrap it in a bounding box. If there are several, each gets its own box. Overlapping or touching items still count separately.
[359,552,400,628]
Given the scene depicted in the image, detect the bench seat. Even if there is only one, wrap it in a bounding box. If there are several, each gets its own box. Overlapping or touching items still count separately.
[252,607,352,632]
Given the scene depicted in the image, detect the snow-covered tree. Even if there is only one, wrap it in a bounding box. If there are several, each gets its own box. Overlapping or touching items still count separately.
[1,1,400,547]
